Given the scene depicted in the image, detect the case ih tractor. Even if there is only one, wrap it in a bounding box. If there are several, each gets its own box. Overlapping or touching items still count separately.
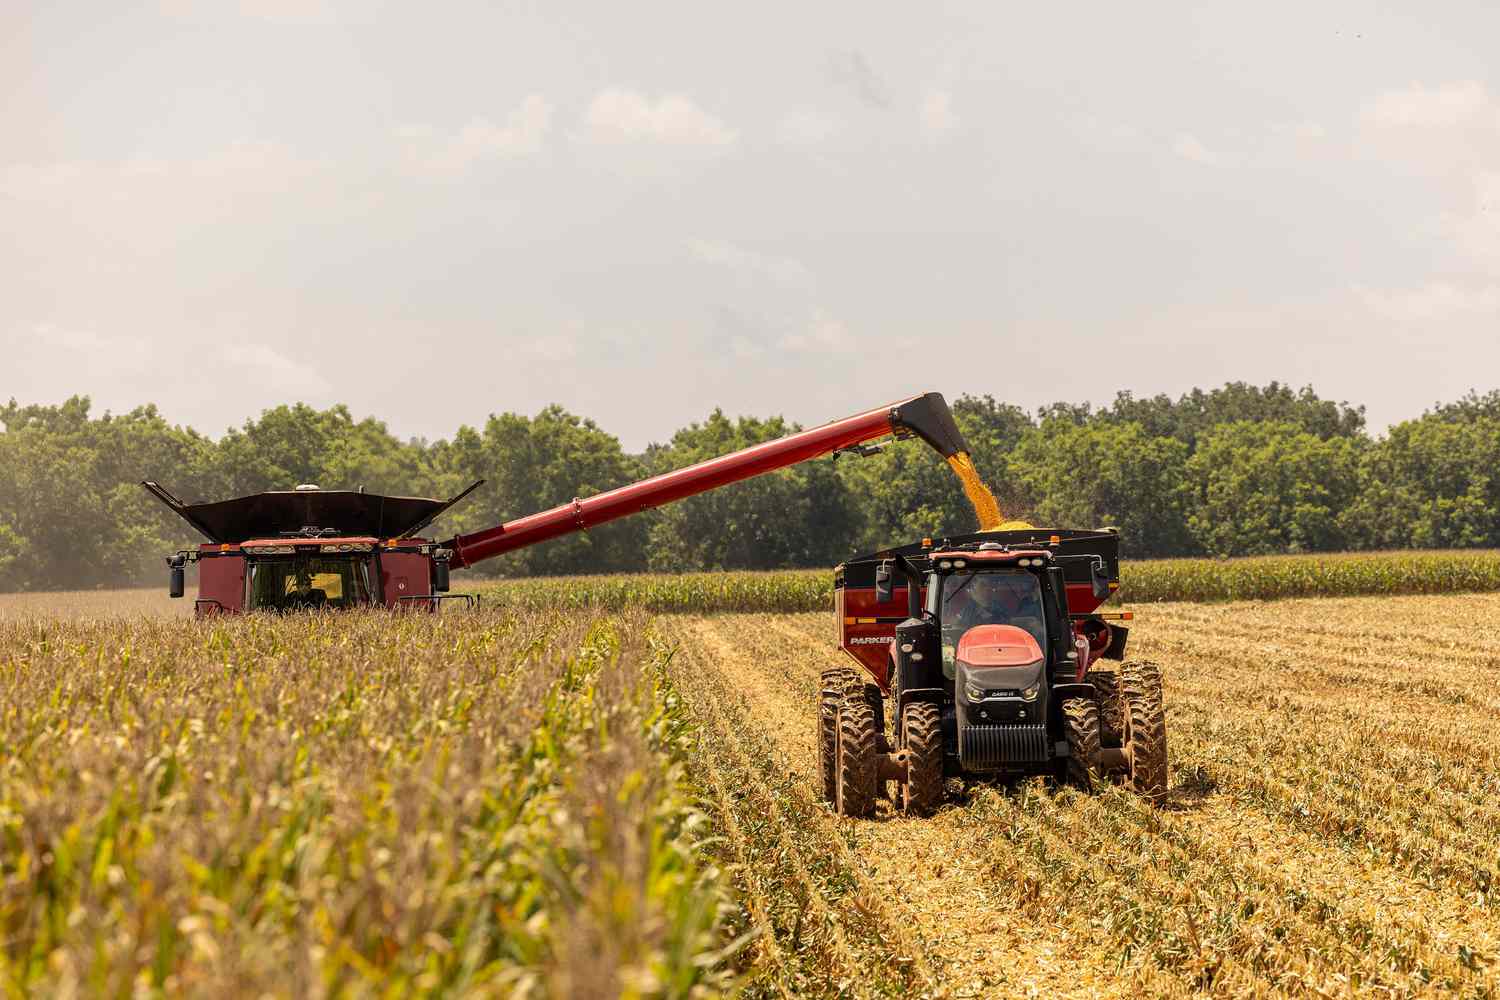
[826,531,1167,814]
[143,393,977,614]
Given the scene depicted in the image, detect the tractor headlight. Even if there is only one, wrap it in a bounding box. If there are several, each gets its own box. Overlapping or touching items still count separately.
[965,681,986,702]
[1020,681,1041,702]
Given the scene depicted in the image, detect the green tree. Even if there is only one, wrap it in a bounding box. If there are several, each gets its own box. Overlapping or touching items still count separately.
[431,406,648,577]
[1186,421,1364,557]
[1012,419,1194,557]
[644,410,860,570]
[1341,415,1500,550]
[1100,382,1365,446]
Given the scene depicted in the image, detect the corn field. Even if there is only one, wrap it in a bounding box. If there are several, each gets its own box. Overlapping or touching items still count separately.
[666,596,1500,997]
[5,573,1500,996]
[0,609,734,996]
[470,549,1500,613]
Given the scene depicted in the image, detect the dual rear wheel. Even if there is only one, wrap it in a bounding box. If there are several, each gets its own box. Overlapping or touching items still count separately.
[1084,661,1169,804]
[817,667,943,817]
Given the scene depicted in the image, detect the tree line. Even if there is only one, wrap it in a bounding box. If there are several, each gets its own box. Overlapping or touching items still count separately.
[2,383,1498,591]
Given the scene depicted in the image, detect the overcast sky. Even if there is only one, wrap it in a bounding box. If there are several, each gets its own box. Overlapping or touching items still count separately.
[4,2,1498,450]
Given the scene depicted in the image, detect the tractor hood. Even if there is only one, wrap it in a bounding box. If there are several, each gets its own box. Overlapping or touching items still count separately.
[142,480,482,544]
[955,625,1044,691]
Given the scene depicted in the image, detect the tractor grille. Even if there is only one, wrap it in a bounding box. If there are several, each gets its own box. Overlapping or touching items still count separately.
[959,724,1050,768]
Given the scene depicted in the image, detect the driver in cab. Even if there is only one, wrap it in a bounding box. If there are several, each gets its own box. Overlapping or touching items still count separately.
[282,569,328,611]
[946,572,1045,645]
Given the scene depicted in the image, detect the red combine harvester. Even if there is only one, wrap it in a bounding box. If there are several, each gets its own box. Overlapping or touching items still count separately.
[143,393,972,615]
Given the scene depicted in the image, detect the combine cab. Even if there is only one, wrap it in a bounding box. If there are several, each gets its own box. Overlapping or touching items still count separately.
[824,529,1168,814]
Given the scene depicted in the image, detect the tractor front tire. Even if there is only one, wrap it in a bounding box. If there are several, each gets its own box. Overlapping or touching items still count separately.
[1120,660,1169,805]
[900,701,944,815]
[1086,670,1124,747]
[1061,696,1101,792]
[818,667,860,804]
[835,695,878,818]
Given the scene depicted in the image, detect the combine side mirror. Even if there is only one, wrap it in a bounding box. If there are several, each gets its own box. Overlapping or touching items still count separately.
[167,554,186,599]
[875,560,893,604]
[1091,560,1112,601]
[432,551,451,593]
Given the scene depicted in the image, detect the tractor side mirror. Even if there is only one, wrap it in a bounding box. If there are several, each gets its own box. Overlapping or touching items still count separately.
[875,560,893,604]
[1091,560,1111,601]
[167,555,186,599]
[432,553,451,593]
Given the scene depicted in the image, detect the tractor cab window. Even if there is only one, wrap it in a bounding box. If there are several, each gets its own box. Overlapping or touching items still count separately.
[246,556,374,611]
[939,570,1046,675]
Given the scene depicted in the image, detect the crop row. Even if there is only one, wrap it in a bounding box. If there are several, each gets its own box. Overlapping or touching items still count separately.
[0,610,735,996]
[669,601,1500,996]
[471,548,1500,613]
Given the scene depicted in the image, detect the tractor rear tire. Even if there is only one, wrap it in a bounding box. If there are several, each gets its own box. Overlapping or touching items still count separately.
[1086,670,1124,747]
[817,668,858,803]
[900,701,944,815]
[835,694,878,818]
[1061,696,1101,792]
[863,682,887,743]
[1120,660,1169,805]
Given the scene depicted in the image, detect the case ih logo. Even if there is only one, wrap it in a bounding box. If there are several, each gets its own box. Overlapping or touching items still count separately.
[849,635,895,645]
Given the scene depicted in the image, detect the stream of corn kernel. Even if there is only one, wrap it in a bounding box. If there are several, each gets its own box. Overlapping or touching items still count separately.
[946,451,1034,531]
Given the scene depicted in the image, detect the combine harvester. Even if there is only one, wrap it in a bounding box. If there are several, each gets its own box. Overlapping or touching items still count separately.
[144,391,1163,808]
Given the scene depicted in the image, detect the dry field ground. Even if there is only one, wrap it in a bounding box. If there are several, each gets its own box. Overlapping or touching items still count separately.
[2,586,1499,997]
[663,595,1500,998]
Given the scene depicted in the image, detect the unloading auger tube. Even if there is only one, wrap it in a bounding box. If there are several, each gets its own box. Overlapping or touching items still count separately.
[442,391,972,569]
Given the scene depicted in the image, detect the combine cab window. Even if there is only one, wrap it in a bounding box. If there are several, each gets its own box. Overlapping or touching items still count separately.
[245,556,374,611]
[939,570,1046,675]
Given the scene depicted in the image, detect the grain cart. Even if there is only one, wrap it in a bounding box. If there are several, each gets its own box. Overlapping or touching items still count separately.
[827,531,1167,814]
[143,393,974,614]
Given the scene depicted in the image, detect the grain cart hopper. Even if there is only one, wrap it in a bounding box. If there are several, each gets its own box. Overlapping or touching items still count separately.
[143,393,973,615]
[824,530,1167,814]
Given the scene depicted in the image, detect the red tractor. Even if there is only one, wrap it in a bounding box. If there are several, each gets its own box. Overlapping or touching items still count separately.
[144,393,975,614]
[826,532,1167,814]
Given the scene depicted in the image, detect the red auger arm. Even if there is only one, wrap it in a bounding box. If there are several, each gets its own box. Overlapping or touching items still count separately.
[443,392,971,569]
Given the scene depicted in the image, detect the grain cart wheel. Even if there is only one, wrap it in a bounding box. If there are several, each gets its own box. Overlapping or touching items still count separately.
[900,701,944,815]
[1120,660,1169,805]
[1085,670,1124,747]
[835,694,878,818]
[1060,697,1101,792]
[818,667,859,804]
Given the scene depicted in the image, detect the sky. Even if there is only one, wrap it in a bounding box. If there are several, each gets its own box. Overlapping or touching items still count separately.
[3,1,1498,450]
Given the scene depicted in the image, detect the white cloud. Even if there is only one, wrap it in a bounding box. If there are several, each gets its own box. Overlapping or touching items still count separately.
[221,342,331,395]
[1272,121,1327,140]
[1171,133,1226,166]
[920,89,959,138]
[581,89,737,147]
[688,239,814,289]
[1355,282,1500,322]
[776,108,840,145]
[1360,81,1494,128]
[523,334,579,363]
[778,310,854,353]
[397,95,552,176]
